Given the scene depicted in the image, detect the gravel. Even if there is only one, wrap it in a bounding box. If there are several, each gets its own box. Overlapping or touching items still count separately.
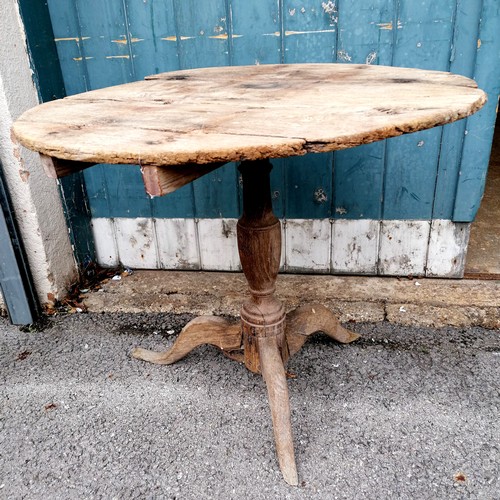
[1,313,499,499]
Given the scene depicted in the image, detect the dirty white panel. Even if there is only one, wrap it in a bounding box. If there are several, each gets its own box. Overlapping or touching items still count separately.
[279,221,286,272]
[426,220,470,278]
[285,219,331,273]
[197,218,241,271]
[154,218,200,270]
[114,218,158,269]
[91,218,119,267]
[90,218,466,277]
[378,220,431,276]
[332,219,380,274]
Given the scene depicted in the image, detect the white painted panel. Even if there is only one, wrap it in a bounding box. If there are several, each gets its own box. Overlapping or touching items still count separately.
[426,220,470,278]
[197,218,241,271]
[91,217,467,277]
[279,221,286,272]
[91,218,119,267]
[378,220,431,276]
[285,219,331,273]
[114,218,158,269]
[332,219,380,274]
[154,218,200,270]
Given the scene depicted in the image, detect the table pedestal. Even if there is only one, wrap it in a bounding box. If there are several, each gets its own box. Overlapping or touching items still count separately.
[132,159,360,485]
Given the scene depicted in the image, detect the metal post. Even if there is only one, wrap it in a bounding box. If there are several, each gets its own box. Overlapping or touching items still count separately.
[0,162,39,325]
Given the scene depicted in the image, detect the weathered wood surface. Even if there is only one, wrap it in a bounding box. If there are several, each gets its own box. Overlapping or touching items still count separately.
[13,64,486,181]
[285,304,360,358]
[132,316,241,365]
[141,162,226,196]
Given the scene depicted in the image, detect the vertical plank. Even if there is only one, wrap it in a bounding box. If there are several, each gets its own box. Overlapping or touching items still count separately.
[426,220,470,278]
[197,219,241,271]
[378,220,430,276]
[114,218,158,269]
[453,0,500,221]
[432,1,481,219]
[333,0,394,220]
[91,218,119,267]
[383,128,443,220]
[101,165,151,218]
[74,0,134,88]
[230,1,285,220]
[283,0,337,63]
[174,0,240,219]
[192,163,239,218]
[154,219,200,270]
[230,0,282,65]
[122,0,179,79]
[281,1,336,220]
[174,0,230,69]
[46,0,89,95]
[122,2,199,227]
[383,0,456,220]
[76,0,154,220]
[285,219,331,273]
[332,219,380,274]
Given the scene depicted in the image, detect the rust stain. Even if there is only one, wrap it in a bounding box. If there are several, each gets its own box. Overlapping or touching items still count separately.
[477,39,481,49]
[106,55,131,59]
[377,21,403,30]
[161,36,194,41]
[209,34,243,39]
[378,22,393,30]
[112,36,144,44]
[73,57,94,61]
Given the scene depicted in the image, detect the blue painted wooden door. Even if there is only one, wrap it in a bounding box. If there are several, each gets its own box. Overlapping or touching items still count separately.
[46,0,499,223]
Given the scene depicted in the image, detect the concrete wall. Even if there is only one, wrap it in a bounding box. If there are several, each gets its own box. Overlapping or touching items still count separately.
[0,1,77,305]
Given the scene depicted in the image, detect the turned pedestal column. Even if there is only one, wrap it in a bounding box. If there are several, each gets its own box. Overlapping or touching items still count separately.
[237,160,297,484]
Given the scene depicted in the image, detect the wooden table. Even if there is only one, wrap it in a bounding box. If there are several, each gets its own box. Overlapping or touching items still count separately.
[13,64,486,485]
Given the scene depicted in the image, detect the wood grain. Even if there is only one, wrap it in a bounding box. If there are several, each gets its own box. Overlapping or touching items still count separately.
[285,304,360,358]
[13,64,486,180]
[132,316,242,365]
[141,162,226,196]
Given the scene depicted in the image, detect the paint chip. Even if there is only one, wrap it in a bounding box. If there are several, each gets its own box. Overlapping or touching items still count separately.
[54,37,90,42]
[337,50,352,62]
[366,51,377,65]
[112,36,144,44]
[162,36,195,41]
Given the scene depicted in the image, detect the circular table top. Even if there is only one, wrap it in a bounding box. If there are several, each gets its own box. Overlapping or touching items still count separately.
[13,63,486,167]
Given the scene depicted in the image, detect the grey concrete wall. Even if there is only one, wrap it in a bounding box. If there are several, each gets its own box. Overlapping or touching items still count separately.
[0,1,77,305]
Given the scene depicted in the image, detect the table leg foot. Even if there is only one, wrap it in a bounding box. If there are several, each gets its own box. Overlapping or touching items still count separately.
[286,303,360,358]
[259,335,299,486]
[132,316,242,365]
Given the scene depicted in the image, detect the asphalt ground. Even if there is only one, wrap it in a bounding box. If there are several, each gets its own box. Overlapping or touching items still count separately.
[1,313,499,499]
